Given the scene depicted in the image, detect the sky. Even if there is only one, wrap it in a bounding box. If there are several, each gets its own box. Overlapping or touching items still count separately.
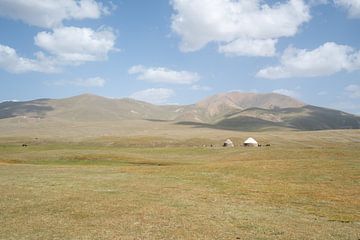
[0,0,359,114]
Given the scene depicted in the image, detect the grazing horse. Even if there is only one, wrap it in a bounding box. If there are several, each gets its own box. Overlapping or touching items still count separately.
[22,144,28,147]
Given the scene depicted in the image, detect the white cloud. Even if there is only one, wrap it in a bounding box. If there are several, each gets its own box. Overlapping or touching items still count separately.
[51,77,105,87]
[273,89,300,98]
[171,0,310,56]
[334,0,360,18]
[345,84,360,98]
[257,42,360,79]
[0,26,117,73]
[0,44,58,73]
[317,91,328,96]
[219,39,277,57]
[191,85,212,91]
[0,0,109,28]
[129,88,175,105]
[128,65,200,85]
[34,26,116,64]
[308,0,329,6]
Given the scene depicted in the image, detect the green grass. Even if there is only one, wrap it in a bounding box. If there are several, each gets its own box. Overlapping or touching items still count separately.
[0,131,359,239]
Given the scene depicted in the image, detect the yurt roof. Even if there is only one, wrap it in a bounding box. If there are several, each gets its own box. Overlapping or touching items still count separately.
[244,137,257,144]
[224,139,233,143]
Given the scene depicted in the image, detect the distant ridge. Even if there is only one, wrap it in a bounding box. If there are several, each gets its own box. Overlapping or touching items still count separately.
[0,92,359,131]
[196,92,304,113]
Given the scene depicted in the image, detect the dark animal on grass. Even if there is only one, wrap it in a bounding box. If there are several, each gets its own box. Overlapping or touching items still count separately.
[266,144,271,147]
[22,144,28,147]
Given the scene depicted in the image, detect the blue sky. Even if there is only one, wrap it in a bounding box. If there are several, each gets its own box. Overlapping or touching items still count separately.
[0,0,359,114]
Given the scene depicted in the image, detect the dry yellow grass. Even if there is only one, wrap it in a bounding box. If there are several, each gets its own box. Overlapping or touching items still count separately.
[0,130,359,239]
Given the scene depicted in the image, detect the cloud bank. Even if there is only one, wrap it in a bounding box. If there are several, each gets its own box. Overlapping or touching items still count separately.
[129,65,200,85]
[129,88,175,104]
[51,77,106,87]
[171,0,310,56]
[257,42,360,79]
[35,26,117,64]
[0,0,116,74]
[0,44,58,73]
[334,0,360,18]
[273,88,300,98]
[0,0,109,28]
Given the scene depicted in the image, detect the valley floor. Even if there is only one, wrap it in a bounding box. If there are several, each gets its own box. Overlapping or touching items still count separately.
[0,130,359,239]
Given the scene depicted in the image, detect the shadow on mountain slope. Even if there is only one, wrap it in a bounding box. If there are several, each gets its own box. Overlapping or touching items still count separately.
[286,106,360,130]
[176,106,360,131]
[176,116,286,132]
[0,101,54,119]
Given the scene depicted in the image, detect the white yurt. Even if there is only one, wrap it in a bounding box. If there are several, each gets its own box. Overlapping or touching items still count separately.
[223,139,234,147]
[243,137,258,147]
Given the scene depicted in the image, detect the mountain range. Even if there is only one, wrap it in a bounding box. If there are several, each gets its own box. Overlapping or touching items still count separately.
[1,92,359,131]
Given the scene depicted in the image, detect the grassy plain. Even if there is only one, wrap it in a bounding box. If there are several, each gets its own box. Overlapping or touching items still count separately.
[0,129,359,239]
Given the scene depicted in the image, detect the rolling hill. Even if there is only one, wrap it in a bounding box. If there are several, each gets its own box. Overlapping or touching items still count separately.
[0,92,359,132]
[202,105,360,131]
